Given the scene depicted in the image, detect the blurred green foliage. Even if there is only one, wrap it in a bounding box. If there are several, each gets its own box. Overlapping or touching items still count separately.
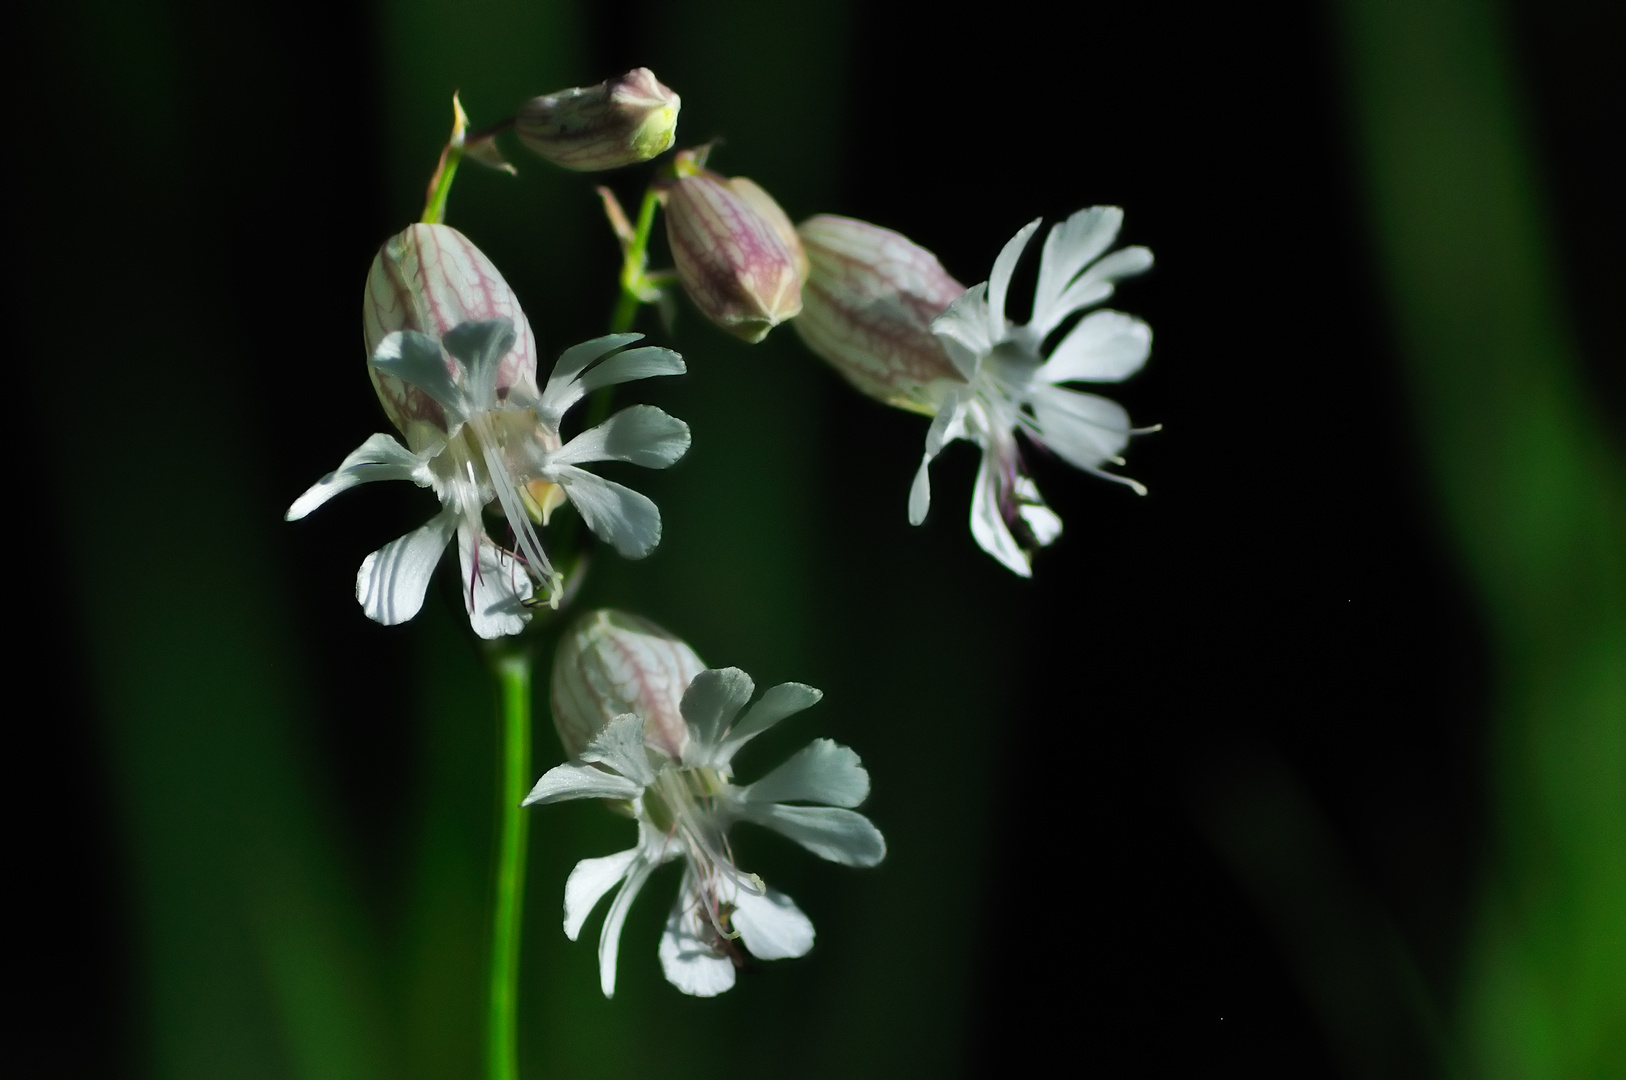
[1337,0,1626,1075]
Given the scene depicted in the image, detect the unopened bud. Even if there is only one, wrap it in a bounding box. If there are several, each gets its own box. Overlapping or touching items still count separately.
[515,68,680,172]
[361,223,539,447]
[664,150,806,343]
[795,215,966,413]
[551,609,706,760]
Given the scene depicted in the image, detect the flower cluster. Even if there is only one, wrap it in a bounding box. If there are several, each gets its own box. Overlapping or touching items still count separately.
[288,223,690,636]
[528,610,885,997]
[796,208,1155,575]
[289,63,1159,1017]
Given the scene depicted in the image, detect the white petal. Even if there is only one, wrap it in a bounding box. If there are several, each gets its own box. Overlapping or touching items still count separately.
[924,388,973,457]
[579,713,657,785]
[732,886,814,961]
[1028,384,1134,474]
[455,525,533,639]
[573,346,686,396]
[659,873,737,997]
[370,330,466,421]
[1036,310,1151,385]
[680,668,755,753]
[286,433,428,520]
[743,739,869,808]
[909,390,973,527]
[930,284,992,380]
[908,453,933,526]
[1039,246,1154,334]
[718,682,822,760]
[356,507,458,625]
[1080,245,1154,289]
[968,451,1033,577]
[537,333,642,421]
[1015,475,1065,547]
[738,803,887,867]
[563,848,640,940]
[598,853,657,998]
[986,219,1041,341]
[522,761,642,806]
[1032,206,1123,333]
[442,318,517,409]
[549,406,691,469]
[550,465,662,559]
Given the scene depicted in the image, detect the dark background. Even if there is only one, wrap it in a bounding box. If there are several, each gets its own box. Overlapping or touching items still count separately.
[10,0,1619,1076]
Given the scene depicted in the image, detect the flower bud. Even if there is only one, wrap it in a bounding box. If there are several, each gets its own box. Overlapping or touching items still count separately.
[515,68,680,172]
[664,151,806,343]
[795,215,966,413]
[551,609,706,760]
[361,223,539,447]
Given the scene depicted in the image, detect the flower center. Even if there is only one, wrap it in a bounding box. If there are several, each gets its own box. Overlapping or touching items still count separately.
[430,404,568,603]
[642,765,758,940]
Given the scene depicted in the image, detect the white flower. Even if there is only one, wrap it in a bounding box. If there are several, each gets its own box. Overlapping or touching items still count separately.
[915,207,1155,575]
[287,321,690,637]
[524,666,886,997]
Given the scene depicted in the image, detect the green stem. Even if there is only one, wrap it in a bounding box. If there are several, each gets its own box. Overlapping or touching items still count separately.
[422,144,463,225]
[608,282,641,338]
[609,185,664,334]
[487,646,532,1080]
[590,186,665,429]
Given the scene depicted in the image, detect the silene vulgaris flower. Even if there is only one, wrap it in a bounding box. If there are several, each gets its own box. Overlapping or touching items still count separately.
[796,208,1154,576]
[526,609,885,997]
[287,224,690,638]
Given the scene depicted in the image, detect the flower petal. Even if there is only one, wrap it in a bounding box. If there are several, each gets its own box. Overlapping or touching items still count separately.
[598,851,657,998]
[1032,206,1124,334]
[909,389,972,526]
[930,284,992,380]
[549,465,663,558]
[1015,475,1065,547]
[441,318,517,409]
[579,713,658,785]
[1027,385,1142,491]
[718,682,822,760]
[968,449,1034,577]
[549,406,691,469]
[521,761,642,806]
[563,847,641,941]
[732,885,815,961]
[741,738,870,808]
[455,525,534,639]
[659,872,737,997]
[986,218,1041,341]
[369,330,465,422]
[356,507,458,625]
[286,433,428,520]
[1036,310,1151,385]
[908,454,934,527]
[1040,246,1154,334]
[573,346,686,396]
[537,333,643,421]
[681,668,756,753]
[737,803,887,867]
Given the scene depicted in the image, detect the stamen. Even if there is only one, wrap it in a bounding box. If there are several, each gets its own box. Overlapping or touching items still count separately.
[470,413,559,603]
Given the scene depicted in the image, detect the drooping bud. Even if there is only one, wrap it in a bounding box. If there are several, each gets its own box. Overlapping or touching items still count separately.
[664,150,806,343]
[551,609,706,761]
[361,223,539,448]
[515,68,680,172]
[795,215,967,414]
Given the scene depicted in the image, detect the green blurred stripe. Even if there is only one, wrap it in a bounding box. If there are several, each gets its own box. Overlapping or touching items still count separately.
[30,1,391,1076]
[1335,1,1626,1076]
